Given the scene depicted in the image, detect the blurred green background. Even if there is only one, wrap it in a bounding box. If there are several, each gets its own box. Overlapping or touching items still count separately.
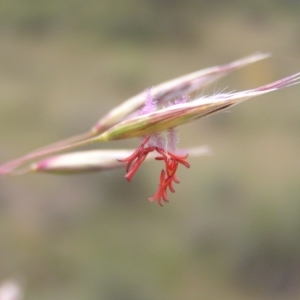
[0,1,300,299]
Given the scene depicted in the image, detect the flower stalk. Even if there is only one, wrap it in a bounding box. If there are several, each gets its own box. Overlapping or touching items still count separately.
[0,53,299,205]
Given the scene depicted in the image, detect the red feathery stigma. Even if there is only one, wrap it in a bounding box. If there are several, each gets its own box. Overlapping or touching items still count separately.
[118,136,155,182]
[119,136,190,206]
[150,148,190,206]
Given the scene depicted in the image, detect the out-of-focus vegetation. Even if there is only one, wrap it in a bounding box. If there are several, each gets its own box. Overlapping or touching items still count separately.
[0,1,300,299]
